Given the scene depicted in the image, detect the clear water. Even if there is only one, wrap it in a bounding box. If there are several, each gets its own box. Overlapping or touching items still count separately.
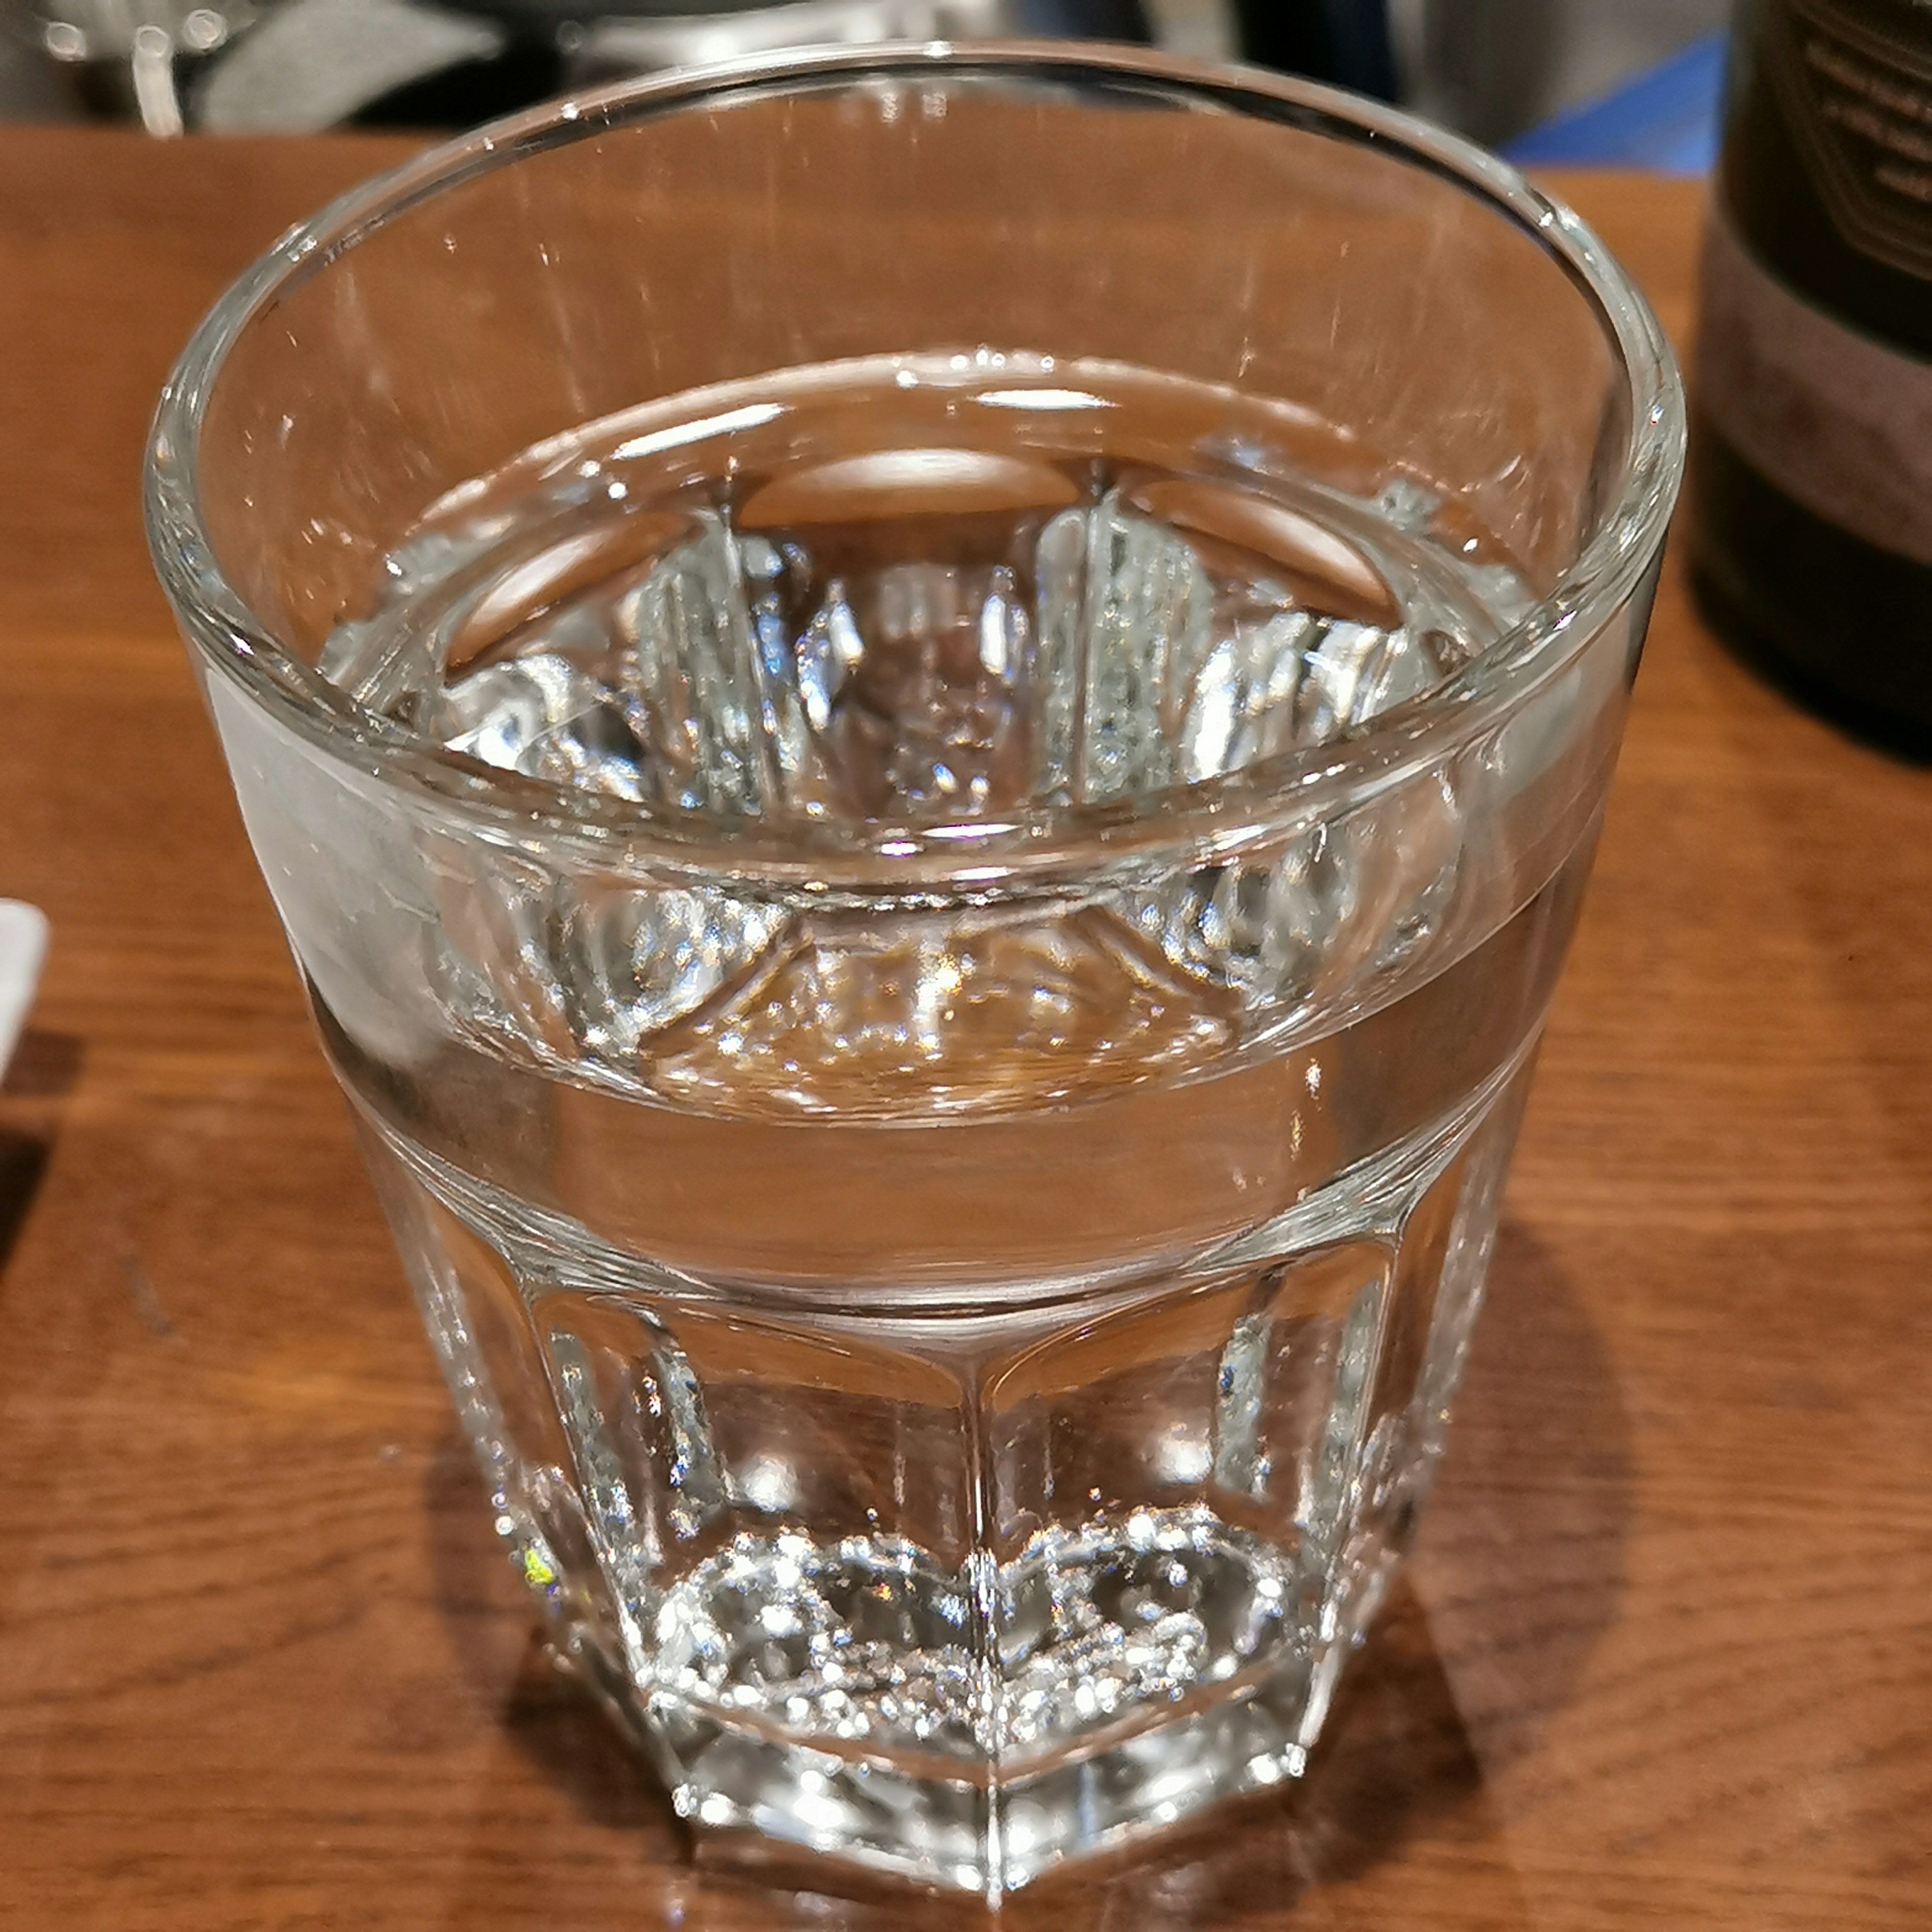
[304,356,1586,1894]
[326,352,1529,830]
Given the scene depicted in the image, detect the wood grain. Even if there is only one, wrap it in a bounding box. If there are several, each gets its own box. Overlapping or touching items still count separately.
[0,132,1927,1929]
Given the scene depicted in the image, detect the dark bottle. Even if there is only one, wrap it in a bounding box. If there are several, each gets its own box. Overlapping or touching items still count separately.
[1232,0,1399,99]
[1690,0,1932,752]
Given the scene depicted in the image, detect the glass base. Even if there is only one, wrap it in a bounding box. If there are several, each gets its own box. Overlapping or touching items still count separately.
[356,1039,1536,1900]
[551,1544,1401,1899]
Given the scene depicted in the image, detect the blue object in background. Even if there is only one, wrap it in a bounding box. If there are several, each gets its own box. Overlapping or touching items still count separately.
[1503,31,1727,174]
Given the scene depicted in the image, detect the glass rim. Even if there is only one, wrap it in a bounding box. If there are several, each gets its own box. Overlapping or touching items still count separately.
[145,39,1684,893]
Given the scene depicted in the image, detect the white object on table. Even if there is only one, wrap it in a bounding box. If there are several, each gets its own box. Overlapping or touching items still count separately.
[0,902,49,1082]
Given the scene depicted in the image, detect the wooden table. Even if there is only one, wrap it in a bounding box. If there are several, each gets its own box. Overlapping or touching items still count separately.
[1,129,1927,1931]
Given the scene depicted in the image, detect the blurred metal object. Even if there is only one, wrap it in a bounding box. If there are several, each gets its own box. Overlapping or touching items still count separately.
[18,0,1147,131]
[30,0,259,132]
[198,0,502,129]
[1393,0,1729,145]
[574,0,1015,82]
[466,0,888,24]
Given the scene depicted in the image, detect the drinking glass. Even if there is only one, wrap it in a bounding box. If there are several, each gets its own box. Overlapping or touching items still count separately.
[145,44,1682,1899]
